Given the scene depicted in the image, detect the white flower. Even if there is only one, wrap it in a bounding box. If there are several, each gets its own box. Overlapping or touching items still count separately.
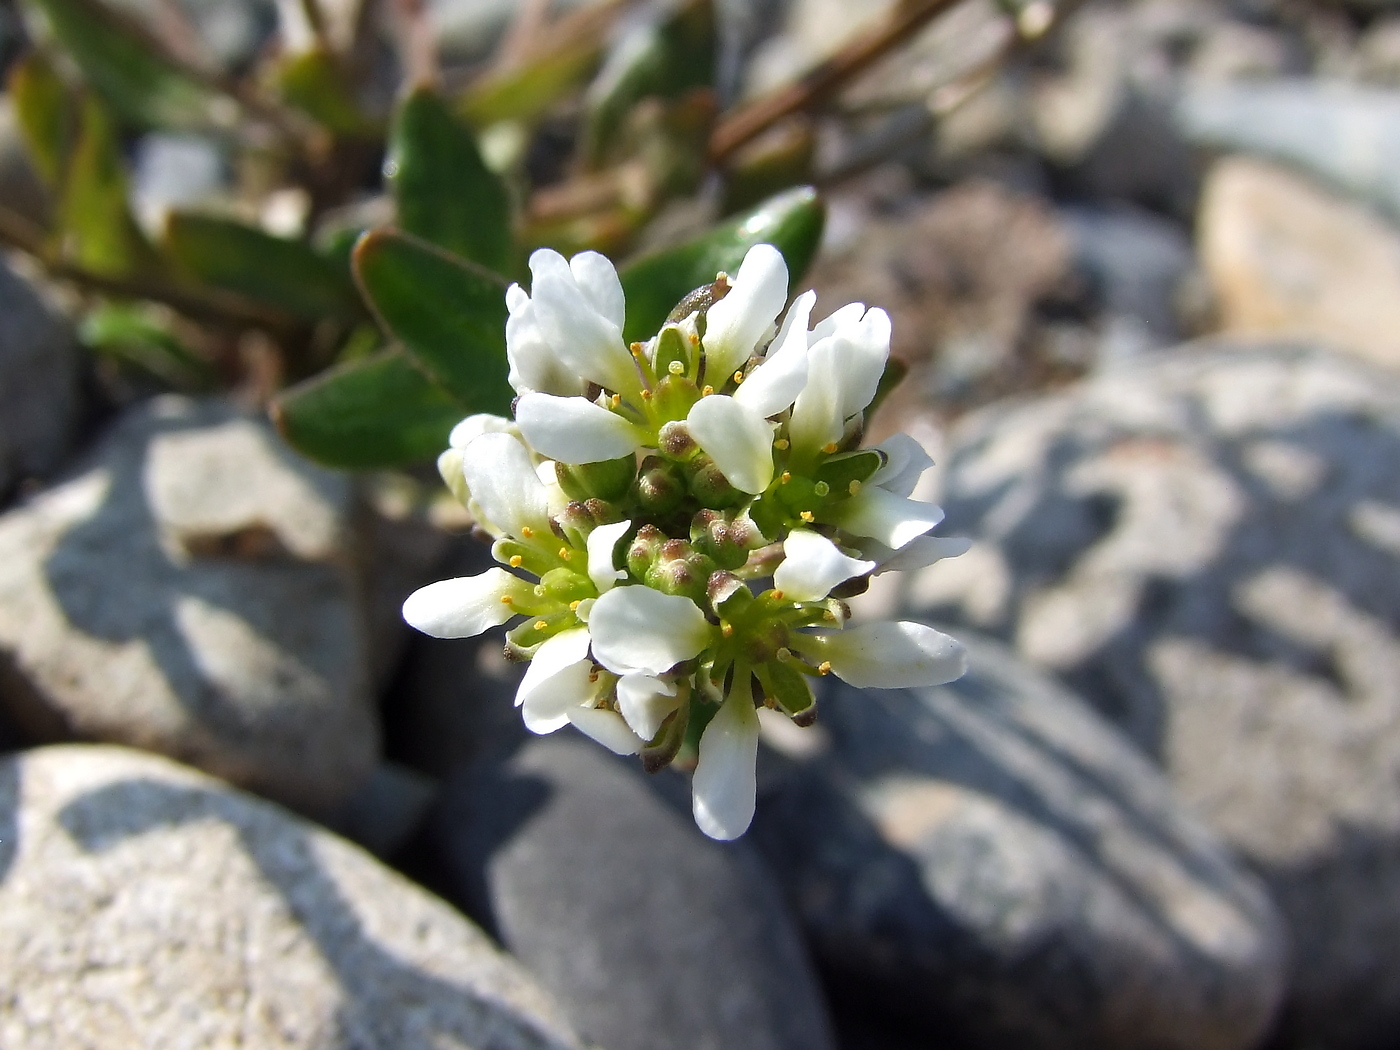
[616,673,680,739]
[515,391,644,464]
[702,244,789,383]
[402,568,533,638]
[826,432,945,550]
[506,284,586,396]
[588,585,713,675]
[586,519,631,593]
[514,628,646,754]
[692,690,760,840]
[460,431,553,537]
[792,621,966,688]
[686,393,776,494]
[788,305,891,458]
[513,249,640,398]
[773,529,875,602]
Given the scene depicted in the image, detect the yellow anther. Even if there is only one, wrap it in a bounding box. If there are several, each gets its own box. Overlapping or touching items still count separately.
[611,393,622,407]
[848,480,862,495]
[780,471,792,484]
[630,342,645,356]
[799,510,814,522]
[521,526,534,538]
[570,600,581,611]
[509,555,523,568]
[641,389,653,400]
[669,360,684,375]
[588,671,600,683]
[534,620,549,631]
[822,442,839,454]
[702,385,714,396]
[818,661,832,675]
[500,595,514,605]
[774,439,789,450]
[689,332,700,346]
[558,547,572,560]
[764,696,777,709]
[771,589,785,601]
[733,370,744,383]
[721,622,734,638]
[824,609,838,621]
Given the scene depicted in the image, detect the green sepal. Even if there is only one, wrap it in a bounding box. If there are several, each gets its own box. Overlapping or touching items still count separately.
[352,229,515,415]
[641,688,690,773]
[816,449,886,492]
[387,87,514,274]
[270,349,464,468]
[756,660,815,723]
[619,186,826,344]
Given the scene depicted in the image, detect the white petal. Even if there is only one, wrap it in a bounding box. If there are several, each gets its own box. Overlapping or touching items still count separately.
[587,519,632,594]
[589,585,712,676]
[515,628,593,733]
[871,433,935,498]
[794,621,966,689]
[773,530,875,602]
[702,244,789,381]
[449,412,516,449]
[786,334,844,456]
[516,393,641,464]
[568,707,644,754]
[461,432,552,537]
[402,568,527,638]
[871,533,971,575]
[530,251,637,395]
[692,691,760,840]
[828,485,945,550]
[809,301,865,342]
[569,251,626,330]
[505,287,582,396]
[687,395,775,494]
[833,307,891,420]
[733,290,814,418]
[616,673,679,739]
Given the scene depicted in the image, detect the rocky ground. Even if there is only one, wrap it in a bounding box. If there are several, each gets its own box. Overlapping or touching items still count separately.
[6,0,1400,1048]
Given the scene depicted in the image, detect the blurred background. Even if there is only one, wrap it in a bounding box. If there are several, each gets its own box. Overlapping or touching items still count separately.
[3,1,1400,1049]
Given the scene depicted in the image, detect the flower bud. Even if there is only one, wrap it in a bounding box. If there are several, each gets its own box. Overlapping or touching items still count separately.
[437,448,469,505]
[665,275,730,327]
[626,523,665,578]
[690,509,749,570]
[645,540,716,604]
[633,456,686,515]
[556,455,637,502]
[658,420,697,459]
[707,570,749,615]
[583,498,619,525]
[558,501,596,542]
[687,453,745,509]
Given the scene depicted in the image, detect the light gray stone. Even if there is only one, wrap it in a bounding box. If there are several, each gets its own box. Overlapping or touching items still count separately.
[0,259,82,502]
[0,744,585,1050]
[752,629,1286,1050]
[431,735,838,1050]
[915,344,1400,1050]
[0,397,379,815]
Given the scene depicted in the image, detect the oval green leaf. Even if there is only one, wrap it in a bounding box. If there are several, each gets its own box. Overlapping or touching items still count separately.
[353,228,514,416]
[387,87,513,274]
[618,186,826,344]
[271,349,465,468]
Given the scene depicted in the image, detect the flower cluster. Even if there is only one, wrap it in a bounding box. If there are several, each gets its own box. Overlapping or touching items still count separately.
[404,243,968,839]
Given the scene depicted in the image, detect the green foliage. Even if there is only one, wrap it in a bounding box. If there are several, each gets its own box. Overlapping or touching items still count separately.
[274,49,377,137]
[8,52,72,187]
[59,94,157,277]
[387,88,515,274]
[79,302,215,390]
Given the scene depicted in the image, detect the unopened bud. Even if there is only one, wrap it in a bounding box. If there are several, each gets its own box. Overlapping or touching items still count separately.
[707,570,749,613]
[626,524,665,578]
[691,509,748,570]
[646,543,716,604]
[688,454,745,509]
[437,448,469,505]
[556,455,636,502]
[634,456,685,515]
[658,420,696,458]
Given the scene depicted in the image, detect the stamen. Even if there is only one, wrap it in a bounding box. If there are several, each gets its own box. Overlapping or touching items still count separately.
[780,471,792,484]
[721,622,734,638]
[774,439,789,450]
[771,589,785,601]
[630,342,645,357]
[799,511,814,522]
[534,620,549,631]
[689,332,700,346]
[570,600,581,611]
[848,480,862,495]
[640,389,653,400]
[588,671,600,683]
[509,555,523,567]
[521,526,534,538]
[702,385,714,396]
[818,661,832,675]
[776,647,792,661]
[611,393,622,408]
[822,442,839,454]
[500,595,514,605]
[558,547,571,560]
[668,360,684,375]
[732,370,744,383]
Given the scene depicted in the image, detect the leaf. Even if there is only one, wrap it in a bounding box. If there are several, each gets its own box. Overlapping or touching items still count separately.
[619,186,826,343]
[387,88,514,274]
[19,0,238,131]
[457,42,601,128]
[271,349,466,468]
[352,229,515,416]
[58,93,157,277]
[583,0,715,166]
[274,48,377,137]
[79,300,215,390]
[164,213,362,322]
[8,52,74,187]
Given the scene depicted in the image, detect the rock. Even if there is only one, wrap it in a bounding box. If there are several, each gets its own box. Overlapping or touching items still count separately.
[0,259,83,503]
[0,396,379,815]
[327,760,438,861]
[1176,80,1400,224]
[430,735,838,1050]
[751,629,1286,1050]
[915,345,1400,1050]
[0,744,586,1050]
[1198,156,1400,371]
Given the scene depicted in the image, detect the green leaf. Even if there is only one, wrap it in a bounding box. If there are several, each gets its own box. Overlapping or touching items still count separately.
[619,186,826,343]
[274,48,377,137]
[19,0,238,131]
[8,52,74,187]
[583,0,715,166]
[79,300,215,390]
[457,43,601,128]
[387,87,514,274]
[353,229,514,416]
[271,349,465,468]
[164,213,363,322]
[59,94,156,277]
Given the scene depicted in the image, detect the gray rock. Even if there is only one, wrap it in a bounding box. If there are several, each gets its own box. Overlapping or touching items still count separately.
[1176,81,1400,224]
[0,744,586,1050]
[327,760,439,861]
[431,735,838,1050]
[0,396,379,815]
[751,629,1286,1050]
[0,259,82,502]
[914,345,1400,1050]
